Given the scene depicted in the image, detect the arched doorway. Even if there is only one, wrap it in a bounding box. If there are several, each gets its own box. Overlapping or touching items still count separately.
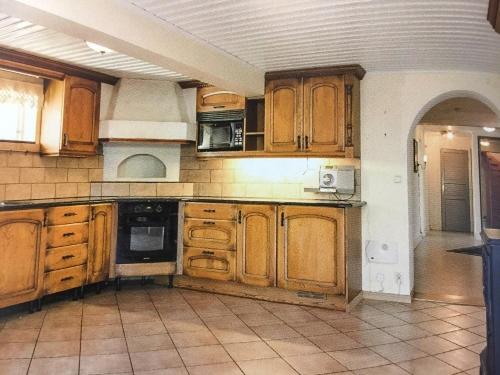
[408,94,499,305]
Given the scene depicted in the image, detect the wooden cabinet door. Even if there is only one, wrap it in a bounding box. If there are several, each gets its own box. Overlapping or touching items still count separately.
[265,78,302,152]
[0,209,46,309]
[62,76,100,155]
[183,219,236,251]
[183,247,236,281]
[196,86,245,112]
[303,75,345,154]
[277,206,345,294]
[237,205,276,287]
[87,204,113,284]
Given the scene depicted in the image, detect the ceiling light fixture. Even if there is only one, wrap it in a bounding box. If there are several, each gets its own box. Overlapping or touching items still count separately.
[85,41,114,55]
[481,140,491,147]
[483,127,496,133]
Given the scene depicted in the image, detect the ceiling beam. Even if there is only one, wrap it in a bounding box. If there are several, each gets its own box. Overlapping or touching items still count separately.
[0,0,265,96]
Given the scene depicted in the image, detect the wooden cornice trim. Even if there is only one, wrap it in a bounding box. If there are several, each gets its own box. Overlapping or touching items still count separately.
[265,64,366,81]
[0,47,119,85]
[177,80,210,89]
[488,0,500,33]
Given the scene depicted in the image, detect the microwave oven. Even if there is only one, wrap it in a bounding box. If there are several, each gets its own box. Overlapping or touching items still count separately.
[197,110,244,152]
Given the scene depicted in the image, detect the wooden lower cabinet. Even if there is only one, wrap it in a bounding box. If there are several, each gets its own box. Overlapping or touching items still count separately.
[87,204,113,284]
[0,209,46,309]
[183,218,236,250]
[277,205,345,295]
[236,204,276,287]
[183,247,236,281]
[44,265,86,295]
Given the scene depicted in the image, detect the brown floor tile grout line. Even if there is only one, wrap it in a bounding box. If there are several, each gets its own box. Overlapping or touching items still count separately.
[113,290,134,375]
[25,306,47,375]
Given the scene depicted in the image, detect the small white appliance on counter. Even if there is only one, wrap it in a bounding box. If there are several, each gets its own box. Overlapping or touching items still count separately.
[319,166,355,194]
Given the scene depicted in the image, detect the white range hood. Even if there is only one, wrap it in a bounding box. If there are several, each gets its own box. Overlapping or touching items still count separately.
[99,120,196,143]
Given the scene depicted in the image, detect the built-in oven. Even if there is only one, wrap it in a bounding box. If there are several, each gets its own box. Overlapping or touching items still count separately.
[197,110,244,152]
[116,200,178,264]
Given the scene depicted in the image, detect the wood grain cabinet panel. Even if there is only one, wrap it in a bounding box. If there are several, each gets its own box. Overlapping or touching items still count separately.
[184,218,236,251]
[87,204,113,284]
[44,265,86,295]
[265,78,302,152]
[47,205,89,225]
[47,222,89,248]
[183,247,236,281]
[237,204,276,287]
[303,75,345,153]
[0,209,46,309]
[45,244,88,272]
[184,203,237,221]
[277,206,345,295]
[196,86,245,112]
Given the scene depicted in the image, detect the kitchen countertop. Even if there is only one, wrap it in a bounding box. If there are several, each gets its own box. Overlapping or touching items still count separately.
[0,196,366,211]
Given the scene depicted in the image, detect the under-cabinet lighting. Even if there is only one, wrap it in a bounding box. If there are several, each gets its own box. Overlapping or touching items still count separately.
[85,41,114,54]
[481,140,491,147]
[483,127,496,133]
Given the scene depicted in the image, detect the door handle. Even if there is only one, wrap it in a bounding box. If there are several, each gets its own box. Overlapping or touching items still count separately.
[238,210,242,224]
[60,276,74,282]
[281,212,285,226]
[63,133,69,147]
[62,255,75,260]
[62,232,75,237]
[297,135,301,149]
[305,136,309,149]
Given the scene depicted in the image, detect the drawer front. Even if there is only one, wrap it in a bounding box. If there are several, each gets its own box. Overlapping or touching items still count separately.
[183,218,236,250]
[47,223,89,248]
[45,244,88,272]
[44,265,86,295]
[183,247,235,281]
[47,205,89,225]
[184,203,237,220]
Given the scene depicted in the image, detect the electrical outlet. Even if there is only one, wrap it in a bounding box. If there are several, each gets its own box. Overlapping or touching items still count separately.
[395,272,402,284]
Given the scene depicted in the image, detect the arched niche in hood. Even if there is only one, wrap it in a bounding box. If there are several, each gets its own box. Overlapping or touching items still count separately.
[117,154,166,179]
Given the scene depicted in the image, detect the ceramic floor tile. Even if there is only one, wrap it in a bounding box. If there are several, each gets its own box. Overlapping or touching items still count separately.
[371,342,427,363]
[345,329,400,346]
[328,348,390,370]
[466,342,485,354]
[4,312,45,329]
[267,337,321,357]
[212,326,261,344]
[0,358,30,375]
[406,335,461,355]
[439,329,485,347]
[82,324,124,340]
[120,309,161,324]
[33,340,80,358]
[178,344,232,366]
[163,317,207,333]
[288,321,338,337]
[327,317,375,333]
[420,307,462,319]
[352,364,410,374]
[309,333,364,352]
[237,357,299,375]
[38,326,80,342]
[392,310,435,324]
[127,333,175,352]
[252,323,302,341]
[80,338,128,356]
[187,362,244,375]
[467,325,486,338]
[28,356,79,375]
[284,352,347,374]
[398,356,460,375]
[80,353,132,375]
[416,320,461,335]
[383,324,431,340]
[0,328,39,343]
[436,348,480,371]
[81,312,121,326]
[123,321,167,337]
[237,312,282,327]
[170,329,218,348]
[224,341,278,361]
[445,315,484,329]
[130,349,184,372]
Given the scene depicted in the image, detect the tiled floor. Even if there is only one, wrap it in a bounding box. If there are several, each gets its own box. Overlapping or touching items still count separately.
[0,284,485,374]
[414,231,484,305]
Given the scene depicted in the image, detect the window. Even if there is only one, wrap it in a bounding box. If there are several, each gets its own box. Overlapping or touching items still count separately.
[0,72,43,144]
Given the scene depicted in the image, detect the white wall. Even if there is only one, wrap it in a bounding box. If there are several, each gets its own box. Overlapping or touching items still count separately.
[361,71,500,296]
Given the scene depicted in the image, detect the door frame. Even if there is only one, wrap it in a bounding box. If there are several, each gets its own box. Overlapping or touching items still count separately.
[478,136,500,230]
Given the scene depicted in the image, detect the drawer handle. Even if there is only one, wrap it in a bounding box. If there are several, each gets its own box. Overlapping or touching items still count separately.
[62,232,75,237]
[202,250,215,256]
[203,209,216,213]
[203,221,215,225]
[63,212,77,217]
[62,255,75,260]
[60,276,74,282]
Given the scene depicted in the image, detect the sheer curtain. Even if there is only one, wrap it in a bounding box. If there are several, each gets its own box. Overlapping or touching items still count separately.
[0,76,43,142]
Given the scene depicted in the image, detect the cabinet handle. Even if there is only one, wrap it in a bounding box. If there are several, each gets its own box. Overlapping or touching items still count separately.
[62,255,75,260]
[203,221,215,225]
[213,105,226,109]
[63,212,76,217]
[63,133,69,147]
[60,276,74,282]
[305,136,309,149]
[202,250,215,256]
[297,135,301,149]
[62,232,75,237]
[238,210,242,224]
[203,209,216,213]
[43,212,48,227]
[281,212,285,226]
[91,207,96,221]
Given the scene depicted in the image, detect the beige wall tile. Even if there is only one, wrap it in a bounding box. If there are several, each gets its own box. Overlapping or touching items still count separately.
[181,144,196,156]
[0,184,5,200]
[7,152,32,167]
[221,183,246,197]
[77,183,91,197]
[272,184,301,199]
[56,157,79,169]
[245,184,273,198]
[32,155,57,168]
[222,159,238,170]
[68,169,89,182]
[197,183,222,197]
[102,183,130,197]
[0,168,20,183]
[78,156,99,169]
[199,159,223,170]
[180,169,210,183]
[98,155,104,169]
[90,183,102,197]
[89,169,103,182]
[31,184,56,199]
[180,157,200,170]
[5,184,31,200]
[20,168,45,183]
[210,170,234,183]
[0,152,7,167]
[44,168,68,183]
[130,183,157,197]
[157,183,185,197]
[183,183,195,196]
[55,183,78,198]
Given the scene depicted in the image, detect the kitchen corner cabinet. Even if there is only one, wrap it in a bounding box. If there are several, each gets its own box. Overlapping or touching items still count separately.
[0,209,46,309]
[41,75,101,157]
[237,204,276,287]
[196,86,245,112]
[87,204,113,284]
[265,73,360,157]
[277,206,345,294]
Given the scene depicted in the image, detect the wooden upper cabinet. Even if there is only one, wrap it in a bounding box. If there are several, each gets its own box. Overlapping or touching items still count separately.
[277,205,345,295]
[196,86,245,112]
[41,75,100,157]
[303,75,345,154]
[87,204,113,284]
[236,205,276,287]
[265,78,302,152]
[0,209,46,309]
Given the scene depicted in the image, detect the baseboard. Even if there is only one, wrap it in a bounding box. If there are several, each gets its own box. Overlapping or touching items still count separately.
[362,291,412,304]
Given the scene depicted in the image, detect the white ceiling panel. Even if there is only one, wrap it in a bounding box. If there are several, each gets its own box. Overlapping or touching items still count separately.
[0,13,190,81]
[128,0,500,73]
